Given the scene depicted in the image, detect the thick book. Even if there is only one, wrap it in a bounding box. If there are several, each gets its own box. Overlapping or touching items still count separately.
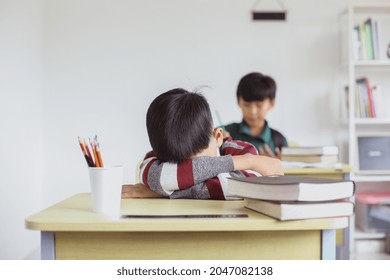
[227,175,355,202]
[281,146,339,156]
[244,198,355,221]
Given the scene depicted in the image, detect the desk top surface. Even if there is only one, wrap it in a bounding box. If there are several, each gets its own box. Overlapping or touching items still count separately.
[25,193,348,232]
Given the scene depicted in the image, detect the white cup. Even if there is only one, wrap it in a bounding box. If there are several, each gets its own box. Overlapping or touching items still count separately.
[88,165,124,216]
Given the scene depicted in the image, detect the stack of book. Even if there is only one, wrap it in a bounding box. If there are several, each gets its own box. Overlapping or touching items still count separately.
[281,146,339,163]
[227,176,355,221]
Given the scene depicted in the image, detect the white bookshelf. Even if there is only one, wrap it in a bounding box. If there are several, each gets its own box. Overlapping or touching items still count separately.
[342,3,390,175]
[340,2,390,255]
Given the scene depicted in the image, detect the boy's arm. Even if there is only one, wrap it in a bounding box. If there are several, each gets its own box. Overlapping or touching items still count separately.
[191,139,282,199]
[168,169,261,200]
[232,155,283,176]
[222,137,283,176]
[139,139,282,197]
[139,152,235,196]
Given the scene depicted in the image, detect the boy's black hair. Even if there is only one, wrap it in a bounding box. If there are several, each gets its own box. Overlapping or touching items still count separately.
[236,72,276,102]
[146,88,213,163]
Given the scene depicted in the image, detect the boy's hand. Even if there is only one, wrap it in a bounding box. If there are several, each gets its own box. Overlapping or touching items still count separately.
[258,144,282,159]
[250,155,283,176]
[122,184,164,198]
[232,155,283,176]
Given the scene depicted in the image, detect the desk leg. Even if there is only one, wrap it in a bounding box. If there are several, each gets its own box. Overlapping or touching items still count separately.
[41,232,55,260]
[336,222,350,260]
[343,223,350,259]
[321,230,336,260]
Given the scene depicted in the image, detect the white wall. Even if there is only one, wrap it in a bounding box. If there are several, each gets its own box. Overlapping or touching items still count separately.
[2,0,381,259]
[0,0,44,259]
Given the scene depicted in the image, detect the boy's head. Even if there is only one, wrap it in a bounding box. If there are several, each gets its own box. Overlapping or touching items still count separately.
[237,72,276,102]
[146,88,223,163]
[236,72,276,127]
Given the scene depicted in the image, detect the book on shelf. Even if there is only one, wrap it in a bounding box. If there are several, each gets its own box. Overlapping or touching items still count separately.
[353,17,382,61]
[281,154,338,163]
[359,22,367,60]
[364,19,374,60]
[227,175,355,202]
[244,198,355,221]
[344,78,384,119]
[356,77,375,118]
[374,18,382,59]
[370,19,381,59]
[281,146,339,156]
[353,25,362,61]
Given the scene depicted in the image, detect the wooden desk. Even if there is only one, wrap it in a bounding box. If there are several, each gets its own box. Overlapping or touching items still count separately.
[284,164,351,260]
[26,193,347,260]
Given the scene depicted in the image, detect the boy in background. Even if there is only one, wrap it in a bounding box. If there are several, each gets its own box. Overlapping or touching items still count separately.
[122,88,282,200]
[224,72,288,159]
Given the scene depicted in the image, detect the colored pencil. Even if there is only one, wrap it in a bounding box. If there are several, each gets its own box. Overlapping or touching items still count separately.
[90,138,100,167]
[95,135,104,167]
[78,137,94,167]
[84,138,95,167]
